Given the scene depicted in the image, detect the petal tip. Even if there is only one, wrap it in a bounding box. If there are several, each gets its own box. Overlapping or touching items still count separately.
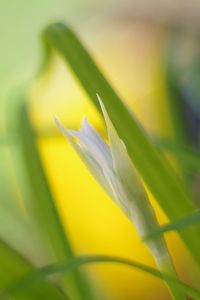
[54,116,65,132]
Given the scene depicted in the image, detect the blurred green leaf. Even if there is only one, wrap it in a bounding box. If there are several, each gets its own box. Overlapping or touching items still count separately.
[165,35,188,147]
[154,138,200,171]
[0,239,66,300]
[10,96,94,300]
[42,22,200,268]
[165,33,200,133]
[0,145,43,261]
[4,255,200,300]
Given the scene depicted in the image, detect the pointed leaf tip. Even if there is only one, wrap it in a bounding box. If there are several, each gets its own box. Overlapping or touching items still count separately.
[96,94,106,115]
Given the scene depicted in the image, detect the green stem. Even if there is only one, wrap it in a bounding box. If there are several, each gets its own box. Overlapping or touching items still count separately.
[130,200,185,300]
[157,255,185,300]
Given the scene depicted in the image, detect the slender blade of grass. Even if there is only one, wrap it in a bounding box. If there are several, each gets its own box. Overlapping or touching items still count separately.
[3,255,200,300]
[42,23,200,267]
[144,210,200,241]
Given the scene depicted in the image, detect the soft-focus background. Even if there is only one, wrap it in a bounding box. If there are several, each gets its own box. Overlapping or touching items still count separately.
[1,1,200,299]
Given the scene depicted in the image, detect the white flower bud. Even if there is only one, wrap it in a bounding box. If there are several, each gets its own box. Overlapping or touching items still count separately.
[55,96,185,300]
[55,97,168,261]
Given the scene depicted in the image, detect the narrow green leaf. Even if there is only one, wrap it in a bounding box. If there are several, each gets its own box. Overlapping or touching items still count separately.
[164,35,200,188]
[164,35,188,147]
[3,255,200,300]
[165,33,200,142]
[154,138,200,171]
[42,23,200,267]
[144,210,200,241]
[0,239,66,300]
[7,93,94,300]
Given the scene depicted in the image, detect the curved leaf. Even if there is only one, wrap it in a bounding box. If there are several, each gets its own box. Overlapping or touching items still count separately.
[3,255,200,300]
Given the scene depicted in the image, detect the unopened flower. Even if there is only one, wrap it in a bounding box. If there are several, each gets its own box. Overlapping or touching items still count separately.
[55,96,169,261]
[55,96,185,300]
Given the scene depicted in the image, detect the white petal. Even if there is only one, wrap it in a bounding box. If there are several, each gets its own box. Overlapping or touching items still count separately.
[67,117,112,170]
[54,117,115,199]
[102,168,131,217]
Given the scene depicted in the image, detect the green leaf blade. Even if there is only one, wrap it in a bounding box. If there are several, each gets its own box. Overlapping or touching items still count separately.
[4,255,200,300]
[0,239,66,300]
